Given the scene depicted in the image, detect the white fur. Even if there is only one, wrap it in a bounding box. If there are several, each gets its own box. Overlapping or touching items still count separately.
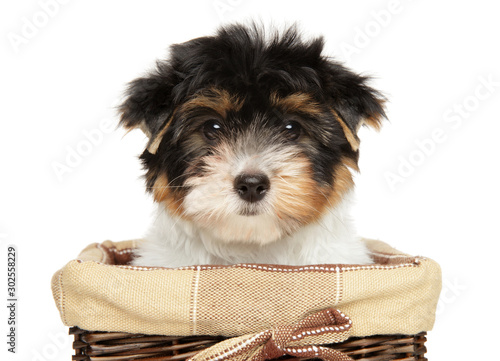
[132,193,373,267]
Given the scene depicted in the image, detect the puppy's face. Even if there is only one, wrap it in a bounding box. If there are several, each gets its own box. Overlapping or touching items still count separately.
[120,25,385,244]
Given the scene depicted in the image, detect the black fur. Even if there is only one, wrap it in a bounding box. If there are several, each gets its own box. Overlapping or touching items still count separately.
[119,23,385,196]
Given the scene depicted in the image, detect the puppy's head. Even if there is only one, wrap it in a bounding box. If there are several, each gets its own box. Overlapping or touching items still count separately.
[120,24,385,244]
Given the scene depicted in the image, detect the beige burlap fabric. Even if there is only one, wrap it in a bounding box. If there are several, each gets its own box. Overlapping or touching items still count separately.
[51,239,441,341]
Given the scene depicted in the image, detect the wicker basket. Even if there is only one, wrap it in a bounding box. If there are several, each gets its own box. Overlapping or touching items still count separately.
[52,240,440,361]
[70,327,427,361]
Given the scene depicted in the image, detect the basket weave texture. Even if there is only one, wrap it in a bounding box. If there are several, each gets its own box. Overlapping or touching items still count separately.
[70,327,428,361]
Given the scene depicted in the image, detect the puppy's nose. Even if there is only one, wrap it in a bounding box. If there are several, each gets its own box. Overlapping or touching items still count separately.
[234,174,270,203]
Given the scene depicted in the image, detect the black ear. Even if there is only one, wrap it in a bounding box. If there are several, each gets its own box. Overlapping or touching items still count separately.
[118,37,211,150]
[325,63,386,150]
[119,70,174,139]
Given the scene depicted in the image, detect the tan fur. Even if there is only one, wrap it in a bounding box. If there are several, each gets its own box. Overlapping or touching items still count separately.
[360,98,386,131]
[180,87,243,117]
[328,158,356,208]
[270,92,323,116]
[119,108,151,137]
[273,155,356,229]
[363,114,384,131]
[329,107,360,151]
[151,173,185,217]
[147,112,176,154]
[272,155,329,226]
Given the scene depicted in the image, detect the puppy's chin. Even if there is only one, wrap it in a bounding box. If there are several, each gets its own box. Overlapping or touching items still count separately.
[196,212,288,245]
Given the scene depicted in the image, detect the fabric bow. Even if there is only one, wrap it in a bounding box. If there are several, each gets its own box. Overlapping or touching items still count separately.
[188,308,354,361]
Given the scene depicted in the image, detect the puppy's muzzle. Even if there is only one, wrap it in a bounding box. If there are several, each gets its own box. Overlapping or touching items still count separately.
[234,173,270,203]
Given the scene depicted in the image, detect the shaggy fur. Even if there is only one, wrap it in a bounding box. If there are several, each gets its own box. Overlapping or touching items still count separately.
[119,24,386,267]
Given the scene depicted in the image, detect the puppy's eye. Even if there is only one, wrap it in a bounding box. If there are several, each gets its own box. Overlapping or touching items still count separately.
[202,120,222,142]
[284,121,303,141]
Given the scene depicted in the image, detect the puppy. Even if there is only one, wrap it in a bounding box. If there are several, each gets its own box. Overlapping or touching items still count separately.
[119,24,385,267]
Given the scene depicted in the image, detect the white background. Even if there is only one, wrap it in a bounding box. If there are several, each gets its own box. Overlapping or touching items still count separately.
[1,0,499,360]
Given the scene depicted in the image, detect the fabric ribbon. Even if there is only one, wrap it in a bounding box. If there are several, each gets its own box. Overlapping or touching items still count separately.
[188,308,354,361]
